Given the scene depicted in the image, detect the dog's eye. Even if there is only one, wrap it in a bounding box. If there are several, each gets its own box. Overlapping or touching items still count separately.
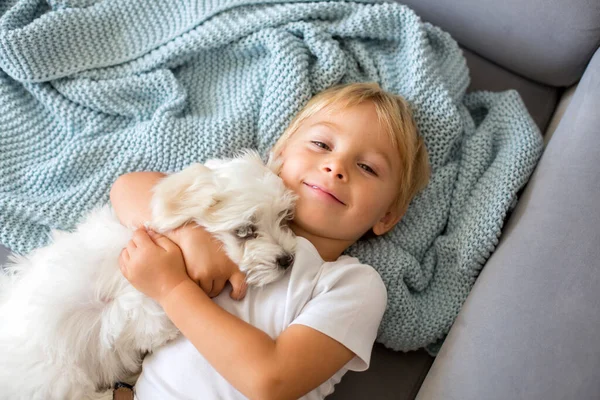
[235,224,258,239]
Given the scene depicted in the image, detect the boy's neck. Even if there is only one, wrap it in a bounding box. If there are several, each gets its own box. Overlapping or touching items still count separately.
[290,223,354,262]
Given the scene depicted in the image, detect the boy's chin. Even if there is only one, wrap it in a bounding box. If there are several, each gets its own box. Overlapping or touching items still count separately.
[291,219,364,243]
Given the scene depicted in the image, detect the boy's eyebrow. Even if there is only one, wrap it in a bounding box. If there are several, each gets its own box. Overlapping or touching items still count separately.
[312,121,340,130]
[311,121,393,171]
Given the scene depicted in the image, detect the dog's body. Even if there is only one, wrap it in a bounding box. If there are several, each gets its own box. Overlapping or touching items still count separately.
[0,151,296,400]
[0,206,173,400]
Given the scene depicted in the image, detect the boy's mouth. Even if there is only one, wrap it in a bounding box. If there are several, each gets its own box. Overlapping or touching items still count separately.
[302,182,345,205]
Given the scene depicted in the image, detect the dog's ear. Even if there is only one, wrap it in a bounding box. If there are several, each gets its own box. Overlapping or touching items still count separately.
[150,163,220,231]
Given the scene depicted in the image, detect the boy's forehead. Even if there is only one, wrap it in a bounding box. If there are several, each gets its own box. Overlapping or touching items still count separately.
[305,105,391,141]
[304,103,373,131]
[310,101,381,130]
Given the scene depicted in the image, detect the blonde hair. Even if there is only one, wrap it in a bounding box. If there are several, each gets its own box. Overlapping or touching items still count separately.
[272,82,430,218]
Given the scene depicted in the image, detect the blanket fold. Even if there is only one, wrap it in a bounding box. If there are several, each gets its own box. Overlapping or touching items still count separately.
[0,0,544,354]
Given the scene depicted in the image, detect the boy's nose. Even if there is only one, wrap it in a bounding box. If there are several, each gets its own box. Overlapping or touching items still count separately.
[324,167,344,180]
[322,160,348,181]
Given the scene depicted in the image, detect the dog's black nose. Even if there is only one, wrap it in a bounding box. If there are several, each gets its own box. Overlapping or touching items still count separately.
[276,253,295,269]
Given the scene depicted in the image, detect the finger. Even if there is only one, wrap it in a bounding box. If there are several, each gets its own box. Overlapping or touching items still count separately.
[208,279,226,298]
[229,272,248,300]
[147,229,179,253]
[126,240,137,256]
[119,249,129,275]
[131,228,154,248]
[120,248,130,262]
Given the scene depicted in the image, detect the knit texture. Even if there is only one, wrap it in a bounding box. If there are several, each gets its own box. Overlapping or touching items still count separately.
[0,0,543,354]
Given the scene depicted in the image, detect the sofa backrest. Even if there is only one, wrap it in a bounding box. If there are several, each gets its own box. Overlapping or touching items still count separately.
[395,0,600,87]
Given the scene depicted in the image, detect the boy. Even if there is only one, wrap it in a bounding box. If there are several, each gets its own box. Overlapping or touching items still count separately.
[112,82,430,399]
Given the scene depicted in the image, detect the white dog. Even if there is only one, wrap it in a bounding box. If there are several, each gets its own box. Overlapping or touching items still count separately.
[0,150,297,400]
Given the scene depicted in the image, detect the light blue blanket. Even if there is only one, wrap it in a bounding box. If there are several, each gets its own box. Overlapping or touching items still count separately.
[0,0,543,354]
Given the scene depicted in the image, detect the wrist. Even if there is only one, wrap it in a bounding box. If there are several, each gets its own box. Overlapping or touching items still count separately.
[159,278,206,309]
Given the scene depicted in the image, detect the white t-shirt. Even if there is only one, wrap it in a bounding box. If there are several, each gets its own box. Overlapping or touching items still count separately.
[134,236,387,400]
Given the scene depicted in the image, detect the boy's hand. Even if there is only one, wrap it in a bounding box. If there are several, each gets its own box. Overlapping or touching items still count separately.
[170,224,248,301]
[119,228,191,304]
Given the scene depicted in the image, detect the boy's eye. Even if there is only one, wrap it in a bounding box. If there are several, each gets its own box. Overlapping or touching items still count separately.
[311,141,330,150]
[359,163,377,176]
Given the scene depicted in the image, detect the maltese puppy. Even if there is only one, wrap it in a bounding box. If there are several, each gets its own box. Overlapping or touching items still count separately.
[0,150,297,400]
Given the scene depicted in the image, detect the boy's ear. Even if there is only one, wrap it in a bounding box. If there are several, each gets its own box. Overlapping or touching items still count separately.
[372,208,403,236]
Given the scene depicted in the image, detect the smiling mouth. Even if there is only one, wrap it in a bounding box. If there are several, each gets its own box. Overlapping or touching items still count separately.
[303,182,345,205]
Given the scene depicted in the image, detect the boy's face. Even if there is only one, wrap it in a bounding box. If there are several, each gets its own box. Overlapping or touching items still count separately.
[278,101,403,244]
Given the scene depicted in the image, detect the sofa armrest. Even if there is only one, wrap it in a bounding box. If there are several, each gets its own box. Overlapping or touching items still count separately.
[416,46,600,400]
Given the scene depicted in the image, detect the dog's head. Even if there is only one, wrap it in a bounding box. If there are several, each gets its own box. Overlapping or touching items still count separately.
[150,150,297,287]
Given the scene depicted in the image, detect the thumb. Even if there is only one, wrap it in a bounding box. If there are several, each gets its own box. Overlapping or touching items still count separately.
[229,272,248,300]
[147,229,176,251]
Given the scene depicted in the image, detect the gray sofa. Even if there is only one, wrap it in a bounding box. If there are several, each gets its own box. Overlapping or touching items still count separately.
[1,0,599,399]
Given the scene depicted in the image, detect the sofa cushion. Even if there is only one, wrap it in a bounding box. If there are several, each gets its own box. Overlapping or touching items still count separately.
[397,0,600,87]
[463,47,558,132]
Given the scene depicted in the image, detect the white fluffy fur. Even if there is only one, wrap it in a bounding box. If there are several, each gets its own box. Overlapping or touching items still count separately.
[0,150,296,400]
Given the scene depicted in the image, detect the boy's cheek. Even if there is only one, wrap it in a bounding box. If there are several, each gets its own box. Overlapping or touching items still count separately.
[278,160,303,188]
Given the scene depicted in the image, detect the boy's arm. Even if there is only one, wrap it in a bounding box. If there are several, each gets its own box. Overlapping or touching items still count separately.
[110,172,247,299]
[110,171,166,230]
[161,280,355,400]
[110,171,199,248]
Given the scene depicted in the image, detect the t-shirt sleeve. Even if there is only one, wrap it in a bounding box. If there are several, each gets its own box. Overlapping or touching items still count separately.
[289,260,388,371]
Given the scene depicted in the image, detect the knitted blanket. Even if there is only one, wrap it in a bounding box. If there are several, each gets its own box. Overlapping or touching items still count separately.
[0,0,543,354]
